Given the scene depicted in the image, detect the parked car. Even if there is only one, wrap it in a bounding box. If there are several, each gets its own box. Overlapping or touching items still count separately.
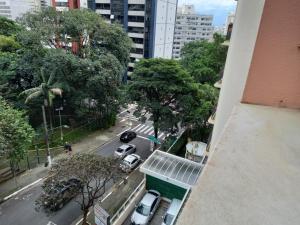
[120,131,137,143]
[120,154,141,172]
[162,199,182,225]
[42,178,82,211]
[114,144,136,158]
[131,190,161,225]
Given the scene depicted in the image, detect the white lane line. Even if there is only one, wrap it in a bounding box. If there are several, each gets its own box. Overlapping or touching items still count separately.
[149,130,155,135]
[135,124,146,132]
[125,176,129,180]
[4,178,43,201]
[131,124,142,131]
[158,133,165,139]
[116,127,131,136]
[144,127,153,135]
[47,221,57,225]
[139,125,150,133]
[75,212,91,225]
[101,191,113,203]
[117,106,135,116]
[120,118,126,122]
[134,164,142,171]
[119,180,124,186]
[137,135,149,141]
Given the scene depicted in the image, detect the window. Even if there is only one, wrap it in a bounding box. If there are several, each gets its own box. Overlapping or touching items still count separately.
[95,3,110,10]
[128,4,145,11]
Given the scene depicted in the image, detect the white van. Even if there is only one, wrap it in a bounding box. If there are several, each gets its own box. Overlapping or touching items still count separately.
[162,199,182,225]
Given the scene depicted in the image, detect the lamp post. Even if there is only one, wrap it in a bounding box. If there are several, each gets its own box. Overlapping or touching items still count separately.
[55,106,64,141]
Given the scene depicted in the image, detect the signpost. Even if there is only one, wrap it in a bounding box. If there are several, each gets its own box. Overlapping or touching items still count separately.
[148,135,161,152]
[94,203,110,225]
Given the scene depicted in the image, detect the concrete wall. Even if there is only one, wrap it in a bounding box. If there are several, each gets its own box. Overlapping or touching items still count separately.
[242,0,300,109]
[210,0,266,149]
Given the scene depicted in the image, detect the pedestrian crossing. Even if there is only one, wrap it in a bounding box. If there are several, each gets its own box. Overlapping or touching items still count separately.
[130,124,166,140]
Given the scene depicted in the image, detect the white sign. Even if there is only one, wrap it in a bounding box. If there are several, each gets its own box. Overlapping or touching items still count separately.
[94,203,110,225]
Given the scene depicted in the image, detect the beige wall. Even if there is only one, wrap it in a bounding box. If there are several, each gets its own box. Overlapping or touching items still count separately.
[242,0,300,109]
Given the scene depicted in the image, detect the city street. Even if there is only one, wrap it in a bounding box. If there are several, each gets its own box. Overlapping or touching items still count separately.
[0,116,154,225]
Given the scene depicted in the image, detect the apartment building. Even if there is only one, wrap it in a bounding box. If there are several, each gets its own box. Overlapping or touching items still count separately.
[51,0,88,10]
[0,0,41,19]
[172,4,213,59]
[176,0,300,225]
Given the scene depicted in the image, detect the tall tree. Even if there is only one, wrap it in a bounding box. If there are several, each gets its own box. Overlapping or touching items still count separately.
[36,154,122,225]
[0,97,35,180]
[127,58,197,139]
[180,33,228,84]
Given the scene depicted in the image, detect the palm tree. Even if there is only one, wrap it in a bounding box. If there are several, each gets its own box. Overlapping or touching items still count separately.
[22,68,62,166]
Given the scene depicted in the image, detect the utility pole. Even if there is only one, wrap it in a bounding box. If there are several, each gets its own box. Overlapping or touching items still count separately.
[42,105,51,166]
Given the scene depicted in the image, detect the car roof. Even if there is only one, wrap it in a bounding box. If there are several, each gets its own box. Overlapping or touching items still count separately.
[123,154,139,163]
[119,144,130,150]
[141,192,157,206]
[167,199,182,215]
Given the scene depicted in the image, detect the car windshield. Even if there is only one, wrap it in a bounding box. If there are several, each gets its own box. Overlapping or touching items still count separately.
[136,203,151,216]
[164,214,174,225]
[116,148,124,153]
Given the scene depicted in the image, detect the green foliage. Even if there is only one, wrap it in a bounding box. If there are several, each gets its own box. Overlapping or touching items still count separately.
[180,34,228,84]
[0,97,35,164]
[0,35,21,52]
[0,16,21,36]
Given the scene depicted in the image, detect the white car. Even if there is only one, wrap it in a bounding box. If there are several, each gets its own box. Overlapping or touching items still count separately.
[162,199,182,225]
[120,154,141,173]
[114,144,136,158]
[131,190,161,225]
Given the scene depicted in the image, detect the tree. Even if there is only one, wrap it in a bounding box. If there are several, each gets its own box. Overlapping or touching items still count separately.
[36,154,122,225]
[0,97,35,181]
[0,16,21,36]
[0,35,21,52]
[180,33,228,84]
[127,58,198,140]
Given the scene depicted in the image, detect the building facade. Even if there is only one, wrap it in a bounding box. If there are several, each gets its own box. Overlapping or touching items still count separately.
[176,0,300,225]
[51,0,177,80]
[0,0,41,19]
[172,4,213,59]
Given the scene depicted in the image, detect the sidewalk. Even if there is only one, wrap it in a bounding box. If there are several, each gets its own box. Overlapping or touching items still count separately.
[0,119,130,203]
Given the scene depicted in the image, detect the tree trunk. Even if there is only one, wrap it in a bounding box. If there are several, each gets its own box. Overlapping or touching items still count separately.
[48,106,53,132]
[82,209,89,225]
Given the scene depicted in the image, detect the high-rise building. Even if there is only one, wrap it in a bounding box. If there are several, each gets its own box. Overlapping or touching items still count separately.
[172,4,213,59]
[0,0,41,20]
[50,0,177,80]
[175,0,300,225]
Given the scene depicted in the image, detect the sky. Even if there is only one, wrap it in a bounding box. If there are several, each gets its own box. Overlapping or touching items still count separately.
[178,0,237,26]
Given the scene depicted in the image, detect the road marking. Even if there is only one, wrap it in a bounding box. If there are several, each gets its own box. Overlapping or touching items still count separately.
[149,130,155,135]
[139,125,150,133]
[101,191,112,203]
[4,178,43,201]
[134,164,142,171]
[117,106,135,116]
[135,124,146,132]
[75,212,91,225]
[144,127,153,134]
[47,221,57,225]
[158,133,165,139]
[119,180,124,186]
[131,124,142,131]
[125,176,129,180]
[120,118,126,122]
[116,127,131,136]
[137,135,149,141]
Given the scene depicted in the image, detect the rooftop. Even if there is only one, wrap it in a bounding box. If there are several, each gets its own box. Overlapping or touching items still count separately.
[140,150,203,189]
[177,103,300,225]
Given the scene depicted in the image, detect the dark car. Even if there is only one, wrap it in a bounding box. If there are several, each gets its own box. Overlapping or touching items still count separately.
[120,131,137,143]
[42,178,82,211]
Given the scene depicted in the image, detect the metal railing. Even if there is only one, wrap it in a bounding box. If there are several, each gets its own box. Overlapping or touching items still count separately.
[110,179,146,224]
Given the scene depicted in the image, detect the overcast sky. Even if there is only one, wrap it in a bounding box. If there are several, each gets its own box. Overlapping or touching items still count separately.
[178,0,237,26]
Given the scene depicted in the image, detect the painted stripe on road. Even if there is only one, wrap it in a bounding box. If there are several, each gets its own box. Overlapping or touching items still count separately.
[4,178,43,201]
[144,127,153,134]
[131,124,142,131]
[135,124,146,132]
[101,191,112,203]
[137,135,150,141]
[116,127,131,136]
[75,212,91,225]
[139,125,150,133]
[158,133,165,139]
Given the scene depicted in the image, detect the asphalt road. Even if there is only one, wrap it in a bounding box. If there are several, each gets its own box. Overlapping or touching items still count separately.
[0,127,152,225]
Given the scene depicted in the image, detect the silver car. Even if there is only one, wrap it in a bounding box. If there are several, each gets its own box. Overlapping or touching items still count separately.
[120,154,141,173]
[114,144,136,158]
[131,190,161,225]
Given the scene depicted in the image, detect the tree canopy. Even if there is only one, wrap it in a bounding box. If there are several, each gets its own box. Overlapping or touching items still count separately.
[0,97,35,166]
[127,58,218,140]
[36,154,122,225]
[180,33,228,84]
